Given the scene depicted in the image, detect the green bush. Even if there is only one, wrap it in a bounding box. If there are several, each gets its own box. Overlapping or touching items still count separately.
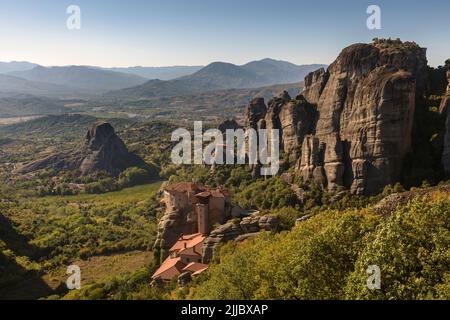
[345,199,450,300]
[193,197,450,300]
[85,178,118,194]
[118,167,152,188]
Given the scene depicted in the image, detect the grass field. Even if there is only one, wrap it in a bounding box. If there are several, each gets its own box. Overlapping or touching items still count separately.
[43,250,153,291]
[0,181,163,299]
[47,181,163,205]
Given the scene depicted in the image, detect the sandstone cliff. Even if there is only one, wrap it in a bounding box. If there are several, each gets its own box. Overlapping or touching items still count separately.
[79,122,146,176]
[244,41,428,195]
[299,42,427,195]
[245,92,317,162]
[18,122,146,176]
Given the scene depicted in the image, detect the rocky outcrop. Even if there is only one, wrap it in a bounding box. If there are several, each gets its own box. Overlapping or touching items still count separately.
[302,68,329,104]
[373,183,450,216]
[245,92,317,162]
[154,209,198,249]
[79,122,145,176]
[241,41,433,195]
[18,122,146,177]
[440,71,450,173]
[245,97,267,129]
[202,215,279,263]
[218,119,242,133]
[297,42,427,195]
[154,183,231,250]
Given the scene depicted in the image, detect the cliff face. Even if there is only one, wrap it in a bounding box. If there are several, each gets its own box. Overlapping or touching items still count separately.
[298,42,428,195]
[18,122,146,177]
[302,68,329,104]
[245,92,317,162]
[80,122,145,176]
[441,71,450,173]
[244,41,429,195]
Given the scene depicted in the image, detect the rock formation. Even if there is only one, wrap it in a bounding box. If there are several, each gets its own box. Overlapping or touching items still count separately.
[79,122,145,176]
[245,97,267,129]
[245,92,317,162]
[302,68,329,104]
[243,41,428,195]
[218,119,242,133]
[440,70,450,173]
[202,215,279,263]
[18,122,146,177]
[298,42,427,195]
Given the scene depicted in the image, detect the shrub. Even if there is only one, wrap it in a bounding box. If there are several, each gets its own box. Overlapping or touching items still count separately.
[118,167,152,189]
[345,199,450,300]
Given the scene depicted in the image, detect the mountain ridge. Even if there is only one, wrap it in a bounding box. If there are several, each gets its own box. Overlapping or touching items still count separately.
[110,59,326,98]
[9,66,149,93]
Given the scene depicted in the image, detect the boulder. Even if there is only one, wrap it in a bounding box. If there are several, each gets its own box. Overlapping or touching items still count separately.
[218,119,242,133]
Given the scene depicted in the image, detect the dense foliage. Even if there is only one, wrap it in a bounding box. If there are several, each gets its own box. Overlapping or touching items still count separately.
[0,183,162,298]
[191,197,450,300]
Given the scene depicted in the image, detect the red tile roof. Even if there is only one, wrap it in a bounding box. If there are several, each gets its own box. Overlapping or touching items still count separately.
[182,262,209,273]
[169,233,206,254]
[152,234,209,281]
[151,257,185,280]
[192,267,209,276]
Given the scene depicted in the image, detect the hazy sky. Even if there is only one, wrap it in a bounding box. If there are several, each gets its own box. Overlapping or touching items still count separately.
[0,0,449,67]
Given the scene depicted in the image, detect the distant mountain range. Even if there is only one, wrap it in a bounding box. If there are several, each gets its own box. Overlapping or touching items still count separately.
[0,59,326,101]
[0,73,79,98]
[110,59,326,98]
[0,61,38,74]
[9,66,148,92]
[104,66,204,80]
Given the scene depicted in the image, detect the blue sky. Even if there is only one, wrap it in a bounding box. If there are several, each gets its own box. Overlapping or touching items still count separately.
[0,0,448,67]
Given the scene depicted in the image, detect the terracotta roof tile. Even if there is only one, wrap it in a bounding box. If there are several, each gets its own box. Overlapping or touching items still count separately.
[192,266,209,276]
[169,233,206,253]
[151,257,186,279]
[182,262,209,273]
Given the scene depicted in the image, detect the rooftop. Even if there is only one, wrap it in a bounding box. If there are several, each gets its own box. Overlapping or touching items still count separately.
[151,257,185,280]
[183,262,209,274]
[152,233,209,281]
[169,233,206,253]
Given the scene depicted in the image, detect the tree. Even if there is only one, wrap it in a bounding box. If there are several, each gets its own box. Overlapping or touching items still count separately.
[118,167,152,188]
[345,199,450,300]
